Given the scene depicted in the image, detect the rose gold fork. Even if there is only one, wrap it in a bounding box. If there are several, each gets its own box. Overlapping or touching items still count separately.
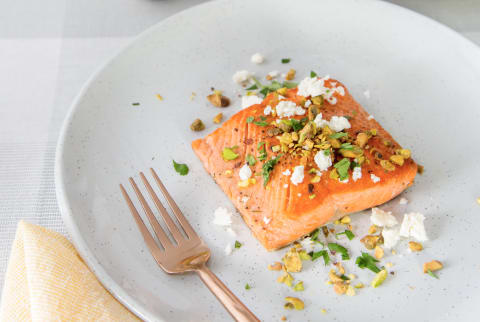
[120,168,259,322]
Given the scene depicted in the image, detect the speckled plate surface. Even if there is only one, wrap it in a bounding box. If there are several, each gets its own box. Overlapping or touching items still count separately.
[55,0,480,321]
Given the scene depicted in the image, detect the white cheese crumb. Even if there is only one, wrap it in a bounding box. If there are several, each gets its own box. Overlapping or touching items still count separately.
[267,70,279,78]
[371,207,398,227]
[251,53,265,64]
[314,150,332,171]
[232,70,252,85]
[225,243,233,255]
[282,169,291,176]
[290,165,305,185]
[278,95,286,100]
[213,207,233,226]
[399,197,408,205]
[297,193,302,197]
[399,212,428,241]
[328,116,351,132]
[370,173,381,183]
[300,237,315,253]
[340,178,349,183]
[382,227,400,249]
[241,196,250,205]
[363,90,370,99]
[304,100,312,107]
[276,101,305,118]
[264,105,273,115]
[263,216,271,225]
[283,184,289,188]
[313,113,329,128]
[239,164,252,181]
[367,115,374,120]
[352,167,362,182]
[297,76,329,97]
[241,95,262,109]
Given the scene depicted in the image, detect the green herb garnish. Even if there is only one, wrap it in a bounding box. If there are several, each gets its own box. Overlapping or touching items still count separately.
[336,230,355,240]
[289,119,304,132]
[283,81,298,89]
[334,158,351,181]
[245,283,251,290]
[323,150,331,156]
[310,250,330,265]
[251,77,263,89]
[281,58,291,64]
[327,243,350,260]
[222,147,239,161]
[427,269,439,279]
[340,143,353,150]
[329,132,347,139]
[310,228,320,241]
[253,121,269,126]
[340,274,350,281]
[345,115,352,120]
[246,154,257,166]
[246,84,258,90]
[355,252,381,273]
[246,116,254,123]
[257,142,267,161]
[172,160,189,176]
[235,241,242,249]
[310,71,317,77]
[261,154,282,187]
[132,102,140,106]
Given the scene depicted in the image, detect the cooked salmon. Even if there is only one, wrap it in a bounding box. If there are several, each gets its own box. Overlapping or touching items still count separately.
[192,77,417,251]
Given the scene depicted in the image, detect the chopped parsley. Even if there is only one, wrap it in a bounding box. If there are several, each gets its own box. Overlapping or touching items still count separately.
[309,228,320,241]
[329,132,347,139]
[310,250,330,265]
[281,58,291,64]
[261,154,282,187]
[259,116,267,121]
[323,149,331,156]
[222,147,239,161]
[345,115,352,121]
[327,243,350,260]
[340,143,353,150]
[172,160,189,176]
[340,274,350,281]
[234,241,242,249]
[336,230,355,240]
[253,121,269,126]
[289,119,304,131]
[427,269,439,279]
[246,154,257,166]
[334,158,351,181]
[246,84,258,90]
[257,142,267,161]
[283,81,298,89]
[131,102,140,106]
[246,116,254,123]
[355,252,381,273]
[245,283,251,290]
[310,70,317,77]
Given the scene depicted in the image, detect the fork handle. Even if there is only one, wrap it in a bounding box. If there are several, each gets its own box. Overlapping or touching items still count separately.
[196,265,260,322]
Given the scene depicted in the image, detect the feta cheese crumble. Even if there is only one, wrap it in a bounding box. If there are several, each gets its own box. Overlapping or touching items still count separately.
[241,196,250,205]
[300,237,316,253]
[290,165,305,185]
[263,216,271,225]
[282,169,291,176]
[304,100,312,107]
[297,76,345,105]
[370,173,381,183]
[267,70,279,78]
[242,95,262,109]
[283,183,289,188]
[314,150,332,171]
[370,208,398,227]
[328,116,351,132]
[251,53,264,64]
[275,101,305,118]
[367,115,374,120]
[313,113,329,128]
[352,167,362,181]
[213,207,232,226]
[399,212,428,241]
[232,70,252,85]
[382,227,400,249]
[225,243,233,255]
[264,105,273,115]
[239,164,252,180]
[399,197,408,205]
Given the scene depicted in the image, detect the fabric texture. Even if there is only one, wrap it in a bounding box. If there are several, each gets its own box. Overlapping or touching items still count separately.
[0,221,139,321]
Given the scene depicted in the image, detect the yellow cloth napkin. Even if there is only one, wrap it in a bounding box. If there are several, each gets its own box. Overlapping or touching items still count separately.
[0,221,139,321]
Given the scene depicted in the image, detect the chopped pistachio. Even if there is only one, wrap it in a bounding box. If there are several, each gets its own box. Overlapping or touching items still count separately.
[371,269,388,288]
[222,147,239,160]
[293,281,305,291]
[311,96,324,106]
[213,113,223,124]
[329,269,344,283]
[329,138,341,149]
[308,104,321,120]
[268,262,283,271]
[408,241,423,252]
[346,285,356,296]
[284,297,304,310]
[282,248,303,272]
[390,155,405,166]
[298,250,312,261]
[333,283,348,295]
[340,216,351,224]
[398,148,411,159]
[277,272,294,287]
[385,262,393,268]
[374,246,384,259]
[360,235,383,250]
[298,121,316,144]
[368,225,379,234]
[155,94,163,101]
[224,170,233,178]
[272,145,281,153]
[267,127,282,137]
[354,283,364,289]
[356,132,369,148]
[335,262,345,275]
[303,139,314,150]
[285,69,296,81]
[311,175,321,183]
[329,169,339,180]
[309,194,316,199]
[190,118,205,131]
[417,164,424,174]
[277,87,288,96]
[291,132,299,141]
[277,121,292,133]
[348,274,356,280]
[477,197,480,205]
[207,93,230,107]
[281,316,287,321]
[321,309,327,314]
[380,160,396,172]
[423,260,443,273]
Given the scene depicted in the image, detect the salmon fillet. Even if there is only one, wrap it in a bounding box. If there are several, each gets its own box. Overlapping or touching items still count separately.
[192,78,417,250]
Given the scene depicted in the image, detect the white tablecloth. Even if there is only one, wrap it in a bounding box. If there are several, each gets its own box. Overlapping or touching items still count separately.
[1,0,479,302]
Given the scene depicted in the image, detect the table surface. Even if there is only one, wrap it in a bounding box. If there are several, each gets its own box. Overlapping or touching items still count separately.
[1,0,479,305]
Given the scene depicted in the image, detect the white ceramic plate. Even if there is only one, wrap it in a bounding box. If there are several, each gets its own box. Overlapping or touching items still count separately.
[56,0,480,321]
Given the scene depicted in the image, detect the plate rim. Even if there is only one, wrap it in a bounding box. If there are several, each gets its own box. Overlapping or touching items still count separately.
[54,0,480,320]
